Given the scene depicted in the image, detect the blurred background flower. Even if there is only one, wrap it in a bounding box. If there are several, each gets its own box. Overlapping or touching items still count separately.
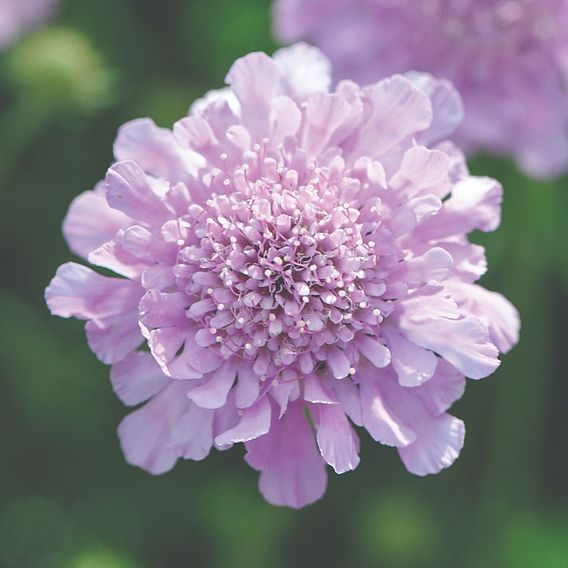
[0,0,59,50]
[274,0,568,179]
[0,0,567,566]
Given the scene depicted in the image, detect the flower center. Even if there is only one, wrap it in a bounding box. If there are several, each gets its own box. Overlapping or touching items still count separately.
[177,166,384,373]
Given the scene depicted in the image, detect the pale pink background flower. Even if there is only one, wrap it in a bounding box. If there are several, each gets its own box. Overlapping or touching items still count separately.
[274,0,568,178]
[0,0,59,49]
[46,44,519,509]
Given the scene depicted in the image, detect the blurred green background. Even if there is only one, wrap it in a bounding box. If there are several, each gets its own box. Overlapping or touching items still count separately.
[0,1,567,566]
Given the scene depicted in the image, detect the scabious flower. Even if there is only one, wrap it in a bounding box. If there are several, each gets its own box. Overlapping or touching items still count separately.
[46,44,519,509]
[274,0,568,178]
[0,0,58,49]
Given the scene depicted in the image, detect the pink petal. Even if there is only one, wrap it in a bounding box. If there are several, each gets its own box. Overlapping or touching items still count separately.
[105,161,171,224]
[398,247,453,284]
[352,75,432,159]
[187,361,237,409]
[63,183,131,259]
[399,287,500,379]
[88,240,144,279]
[360,362,465,475]
[357,335,391,369]
[118,382,189,475]
[110,351,171,406]
[333,379,363,426]
[359,367,416,447]
[114,118,203,182]
[302,92,351,155]
[407,73,464,146]
[215,396,271,446]
[273,43,332,101]
[45,262,141,320]
[384,326,438,387]
[447,282,521,353]
[212,390,240,449]
[304,374,338,404]
[270,380,300,418]
[173,115,218,153]
[316,404,360,474]
[414,360,466,416]
[401,313,499,380]
[270,96,302,146]
[139,290,189,329]
[326,347,351,379]
[420,177,503,239]
[85,312,142,364]
[169,402,215,461]
[398,413,465,476]
[390,146,450,197]
[245,402,327,509]
[235,363,260,409]
[225,52,281,141]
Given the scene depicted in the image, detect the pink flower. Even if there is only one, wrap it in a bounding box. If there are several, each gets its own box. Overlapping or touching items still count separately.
[46,44,519,509]
[274,0,568,178]
[0,0,58,49]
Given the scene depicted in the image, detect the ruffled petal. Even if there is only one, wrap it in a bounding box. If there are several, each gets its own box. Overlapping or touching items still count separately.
[399,286,500,379]
[45,262,141,320]
[384,326,438,387]
[225,52,281,141]
[315,403,360,474]
[273,43,332,101]
[352,75,432,159]
[235,363,261,409]
[398,413,465,476]
[118,382,190,475]
[85,312,142,364]
[359,367,416,447]
[447,282,521,353]
[407,73,464,146]
[139,291,223,380]
[63,184,131,259]
[359,362,465,475]
[105,161,171,224]
[114,118,203,182]
[390,146,450,198]
[413,360,466,416]
[169,402,215,461]
[245,402,327,509]
[215,396,271,446]
[419,177,503,239]
[302,92,352,155]
[110,351,171,406]
[187,361,237,409]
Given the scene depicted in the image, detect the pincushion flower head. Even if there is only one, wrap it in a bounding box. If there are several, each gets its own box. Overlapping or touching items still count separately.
[274,0,568,179]
[0,0,59,49]
[46,44,519,509]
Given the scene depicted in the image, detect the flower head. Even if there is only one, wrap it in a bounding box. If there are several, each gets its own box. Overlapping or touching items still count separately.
[0,0,58,49]
[274,0,568,178]
[46,44,519,509]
